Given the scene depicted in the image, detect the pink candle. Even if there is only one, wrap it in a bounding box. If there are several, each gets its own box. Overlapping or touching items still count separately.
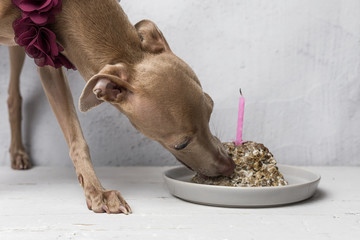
[234,89,245,145]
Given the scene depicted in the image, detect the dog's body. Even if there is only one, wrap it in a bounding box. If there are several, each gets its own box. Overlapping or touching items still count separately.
[1,0,234,214]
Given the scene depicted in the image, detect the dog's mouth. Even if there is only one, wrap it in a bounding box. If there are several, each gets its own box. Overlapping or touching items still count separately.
[175,158,208,180]
[175,157,194,171]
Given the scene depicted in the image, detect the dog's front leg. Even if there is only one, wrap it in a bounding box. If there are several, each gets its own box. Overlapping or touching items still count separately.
[7,46,31,170]
[38,66,132,214]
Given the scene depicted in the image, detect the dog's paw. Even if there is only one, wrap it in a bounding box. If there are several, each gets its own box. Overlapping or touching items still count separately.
[10,149,32,170]
[85,188,132,214]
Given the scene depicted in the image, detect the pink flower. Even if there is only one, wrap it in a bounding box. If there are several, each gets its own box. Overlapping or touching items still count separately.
[13,17,75,69]
[12,0,62,25]
[13,17,38,46]
[11,0,75,69]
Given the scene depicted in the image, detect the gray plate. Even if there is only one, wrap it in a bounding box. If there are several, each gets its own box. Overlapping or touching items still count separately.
[163,165,321,207]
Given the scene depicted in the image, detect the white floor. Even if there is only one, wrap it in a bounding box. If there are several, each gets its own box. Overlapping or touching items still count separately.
[0,166,359,240]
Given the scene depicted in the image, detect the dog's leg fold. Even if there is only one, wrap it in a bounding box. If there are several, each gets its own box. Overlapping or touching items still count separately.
[7,46,31,170]
[38,66,132,214]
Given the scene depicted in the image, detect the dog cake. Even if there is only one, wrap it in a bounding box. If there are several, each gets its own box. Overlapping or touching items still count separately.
[191,141,288,187]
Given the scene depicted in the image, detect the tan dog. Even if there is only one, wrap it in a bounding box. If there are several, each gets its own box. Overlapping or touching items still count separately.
[0,0,235,214]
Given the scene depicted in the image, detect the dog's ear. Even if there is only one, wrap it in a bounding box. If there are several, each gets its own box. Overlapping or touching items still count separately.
[204,92,214,110]
[203,92,214,120]
[79,63,135,112]
[135,19,171,54]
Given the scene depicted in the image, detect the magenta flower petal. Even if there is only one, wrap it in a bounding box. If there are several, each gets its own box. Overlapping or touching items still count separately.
[17,0,53,12]
[17,27,37,45]
[35,53,55,67]
[13,0,62,26]
[13,17,38,46]
[39,27,59,56]
[28,12,49,25]
[38,0,54,11]
[25,45,39,59]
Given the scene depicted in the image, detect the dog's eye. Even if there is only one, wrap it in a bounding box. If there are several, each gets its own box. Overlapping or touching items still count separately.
[174,138,191,150]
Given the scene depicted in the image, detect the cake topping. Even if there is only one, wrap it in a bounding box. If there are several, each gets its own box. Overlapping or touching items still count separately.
[191,141,288,187]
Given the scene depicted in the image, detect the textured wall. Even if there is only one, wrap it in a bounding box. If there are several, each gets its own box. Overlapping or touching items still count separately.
[0,0,359,167]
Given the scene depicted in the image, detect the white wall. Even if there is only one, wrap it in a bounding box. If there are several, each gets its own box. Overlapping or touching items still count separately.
[0,0,359,167]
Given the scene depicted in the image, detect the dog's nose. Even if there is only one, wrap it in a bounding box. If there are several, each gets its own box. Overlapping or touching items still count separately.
[218,156,235,177]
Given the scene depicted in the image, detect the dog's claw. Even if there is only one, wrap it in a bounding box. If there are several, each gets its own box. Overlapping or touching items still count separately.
[125,203,132,214]
[86,199,92,210]
[119,205,128,215]
[103,205,110,214]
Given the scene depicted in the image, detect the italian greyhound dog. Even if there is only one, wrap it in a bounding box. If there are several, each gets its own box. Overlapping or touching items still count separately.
[0,0,235,214]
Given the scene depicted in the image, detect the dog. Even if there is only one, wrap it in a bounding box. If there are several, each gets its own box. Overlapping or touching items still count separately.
[0,0,235,214]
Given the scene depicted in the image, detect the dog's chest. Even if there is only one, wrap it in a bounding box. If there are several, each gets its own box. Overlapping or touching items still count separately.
[0,1,19,46]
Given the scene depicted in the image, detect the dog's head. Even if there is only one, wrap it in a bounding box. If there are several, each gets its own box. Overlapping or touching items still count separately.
[79,20,234,177]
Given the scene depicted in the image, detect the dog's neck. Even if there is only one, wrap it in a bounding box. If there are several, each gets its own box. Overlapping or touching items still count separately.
[52,0,143,80]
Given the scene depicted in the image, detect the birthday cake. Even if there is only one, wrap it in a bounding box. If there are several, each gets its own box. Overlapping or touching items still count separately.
[191,141,288,187]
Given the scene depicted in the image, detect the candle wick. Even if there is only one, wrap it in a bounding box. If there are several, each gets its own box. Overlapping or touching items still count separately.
[239,88,243,96]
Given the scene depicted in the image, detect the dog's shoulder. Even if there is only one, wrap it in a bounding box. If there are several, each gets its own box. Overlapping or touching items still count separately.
[0,0,14,19]
[0,1,20,46]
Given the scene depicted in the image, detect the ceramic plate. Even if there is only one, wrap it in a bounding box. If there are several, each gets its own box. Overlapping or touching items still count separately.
[163,165,320,207]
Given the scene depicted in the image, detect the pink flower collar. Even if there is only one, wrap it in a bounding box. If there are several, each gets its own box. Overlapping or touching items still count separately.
[12,0,75,70]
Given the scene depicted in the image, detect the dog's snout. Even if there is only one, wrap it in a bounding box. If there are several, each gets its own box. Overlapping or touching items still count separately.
[215,145,235,176]
[218,156,235,176]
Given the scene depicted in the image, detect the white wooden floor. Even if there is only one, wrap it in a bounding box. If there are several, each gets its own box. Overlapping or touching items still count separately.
[0,166,359,240]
